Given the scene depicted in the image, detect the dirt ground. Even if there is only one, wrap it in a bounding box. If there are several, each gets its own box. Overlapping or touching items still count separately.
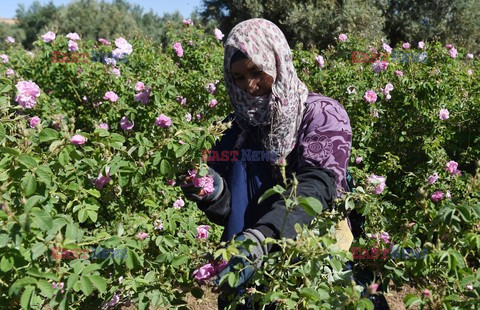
[179,284,421,310]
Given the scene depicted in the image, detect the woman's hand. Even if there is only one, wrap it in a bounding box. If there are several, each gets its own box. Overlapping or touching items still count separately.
[179,166,224,202]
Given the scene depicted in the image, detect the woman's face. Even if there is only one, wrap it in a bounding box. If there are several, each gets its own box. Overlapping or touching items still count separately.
[230,58,274,96]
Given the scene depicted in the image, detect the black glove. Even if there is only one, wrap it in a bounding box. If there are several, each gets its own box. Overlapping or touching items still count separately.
[179,167,224,202]
[213,229,268,290]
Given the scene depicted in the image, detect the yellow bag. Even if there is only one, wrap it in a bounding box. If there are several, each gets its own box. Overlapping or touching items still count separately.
[335,218,354,251]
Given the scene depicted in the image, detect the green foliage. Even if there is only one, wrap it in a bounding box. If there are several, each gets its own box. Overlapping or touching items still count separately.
[0,19,480,309]
[200,0,480,52]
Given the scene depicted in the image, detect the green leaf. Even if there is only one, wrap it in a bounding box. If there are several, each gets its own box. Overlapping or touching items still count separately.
[175,144,190,158]
[87,210,97,222]
[0,147,19,156]
[39,128,59,143]
[21,173,37,196]
[258,187,282,204]
[0,82,12,93]
[20,285,34,309]
[31,243,48,260]
[110,133,125,143]
[80,276,94,296]
[78,209,88,223]
[31,210,53,230]
[227,272,237,287]
[0,123,5,142]
[125,249,142,269]
[355,298,374,310]
[48,140,64,153]
[36,166,53,184]
[404,294,421,308]
[85,189,100,198]
[171,255,189,267]
[37,280,54,298]
[25,195,45,213]
[298,197,324,216]
[89,275,107,293]
[17,155,38,169]
[1,254,14,272]
[160,159,171,175]
[300,287,321,301]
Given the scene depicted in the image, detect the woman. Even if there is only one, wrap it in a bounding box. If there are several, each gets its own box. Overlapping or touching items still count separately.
[181,18,353,308]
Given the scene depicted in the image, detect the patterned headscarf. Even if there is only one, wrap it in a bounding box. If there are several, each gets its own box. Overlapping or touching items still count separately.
[224,18,309,164]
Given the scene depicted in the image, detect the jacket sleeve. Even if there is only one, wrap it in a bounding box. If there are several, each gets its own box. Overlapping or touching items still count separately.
[254,166,337,239]
[196,178,231,226]
[255,96,352,239]
[194,114,239,226]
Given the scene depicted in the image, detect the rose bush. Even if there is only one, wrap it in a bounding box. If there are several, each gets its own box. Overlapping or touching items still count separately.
[0,22,479,309]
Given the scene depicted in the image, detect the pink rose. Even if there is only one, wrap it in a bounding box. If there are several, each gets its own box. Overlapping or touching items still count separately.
[438,108,449,120]
[135,87,151,104]
[206,83,216,94]
[367,173,386,194]
[449,47,457,58]
[71,134,87,145]
[445,44,453,49]
[98,38,111,45]
[214,28,224,40]
[136,232,148,240]
[176,95,187,105]
[173,197,185,209]
[15,80,41,109]
[395,70,403,76]
[431,191,444,202]
[315,55,325,68]
[196,225,210,239]
[368,283,379,294]
[445,190,451,199]
[173,42,183,57]
[384,83,394,94]
[372,61,389,73]
[103,91,119,102]
[418,41,425,49]
[5,36,15,44]
[155,114,172,128]
[0,54,8,63]
[95,166,111,190]
[193,263,215,282]
[41,31,56,43]
[185,113,192,122]
[135,82,145,92]
[98,123,109,130]
[402,42,411,49]
[445,160,459,175]
[66,32,81,41]
[29,116,41,128]
[111,68,120,77]
[355,157,363,164]
[423,289,431,298]
[427,173,439,185]
[209,99,218,108]
[183,19,193,26]
[114,37,133,55]
[363,90,377,103]
[338,33,347,42]
[382,43,392,54]
[467,69,473,76]
[120,116,134,131]
[5,68,15,77]
[154,219,163,231]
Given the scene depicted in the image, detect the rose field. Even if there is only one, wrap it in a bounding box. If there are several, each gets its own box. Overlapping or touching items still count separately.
[0,22,480,310]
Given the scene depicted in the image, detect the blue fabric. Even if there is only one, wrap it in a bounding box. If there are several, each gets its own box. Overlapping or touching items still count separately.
[222,139,275,241]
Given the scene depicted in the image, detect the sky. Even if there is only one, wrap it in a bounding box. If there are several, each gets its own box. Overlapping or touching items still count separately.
[0,0,203,19]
